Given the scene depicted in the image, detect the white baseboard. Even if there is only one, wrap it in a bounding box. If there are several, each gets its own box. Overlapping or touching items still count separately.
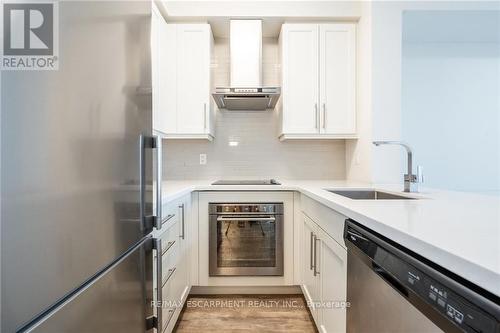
[190,285,302,295]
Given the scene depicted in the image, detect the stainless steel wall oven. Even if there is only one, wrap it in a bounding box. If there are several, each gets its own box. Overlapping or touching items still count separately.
[209,203,284,276]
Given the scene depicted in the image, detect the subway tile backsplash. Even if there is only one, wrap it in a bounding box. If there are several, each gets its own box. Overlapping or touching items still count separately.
[162,37,346,180]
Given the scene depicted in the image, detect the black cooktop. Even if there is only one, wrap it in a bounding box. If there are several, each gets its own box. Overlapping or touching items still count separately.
[211,179,281,185]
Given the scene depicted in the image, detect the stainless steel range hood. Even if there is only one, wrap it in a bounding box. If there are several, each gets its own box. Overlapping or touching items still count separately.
[212,20,281,111]
[212,87,281,110]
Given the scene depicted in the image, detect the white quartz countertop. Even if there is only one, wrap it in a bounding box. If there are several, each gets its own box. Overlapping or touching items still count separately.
[162,180,500,298]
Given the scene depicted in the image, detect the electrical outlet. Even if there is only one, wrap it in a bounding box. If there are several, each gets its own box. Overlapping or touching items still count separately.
[199,154,207,165]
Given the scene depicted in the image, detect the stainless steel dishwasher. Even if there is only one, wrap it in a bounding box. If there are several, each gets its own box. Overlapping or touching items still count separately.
[344,219,500,333]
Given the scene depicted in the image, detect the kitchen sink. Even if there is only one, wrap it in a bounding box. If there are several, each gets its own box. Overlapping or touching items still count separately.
[325,189,417,200]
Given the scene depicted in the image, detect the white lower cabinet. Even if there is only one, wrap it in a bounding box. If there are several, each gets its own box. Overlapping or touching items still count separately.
[154,194,191,333]
[302,215,321,323]
[317,225,347,333]
[301,213,347,333]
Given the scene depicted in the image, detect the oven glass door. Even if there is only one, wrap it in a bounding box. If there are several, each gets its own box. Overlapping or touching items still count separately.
[209,214,283,276]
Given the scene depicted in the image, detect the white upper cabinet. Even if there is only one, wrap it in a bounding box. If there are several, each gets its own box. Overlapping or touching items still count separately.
[152,7,177,135]
[279,23,356,140]
[176,25,213,137]
[152,6,166,133]
[152,17,214,140]
[319,24,356,135]
[280,24,319,135]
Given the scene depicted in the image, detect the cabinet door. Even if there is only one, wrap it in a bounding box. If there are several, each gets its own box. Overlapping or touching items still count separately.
[176,24,211,134]
[281,24,319,134]
[151,6,161,130]
[302,214,320,324]
[177,199,190,301]
[152,7,176,134]
[319,24,356,135]
[317,228,347,333]
[157,196,191,333]
[159,24,177,134]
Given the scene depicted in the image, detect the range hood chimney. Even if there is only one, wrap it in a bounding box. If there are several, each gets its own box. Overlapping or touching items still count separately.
[230,20,262,87]
[212,20,280,111]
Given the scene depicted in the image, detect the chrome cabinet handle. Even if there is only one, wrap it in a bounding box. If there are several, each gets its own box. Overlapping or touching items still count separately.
[162,267,177,288]
[164,309,176,330]
[322,103,326,129]
[161,240,175,257]
[179,204,185,240]
[310,232,314,270]
[161,213,175,227]
[313,236,320,276]
[314,103,318,128]
[154,238,163,333]
[217,216,275,222]
[203,103,207,130]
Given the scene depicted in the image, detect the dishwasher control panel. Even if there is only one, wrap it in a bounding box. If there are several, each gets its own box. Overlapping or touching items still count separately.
[379,250,493,332]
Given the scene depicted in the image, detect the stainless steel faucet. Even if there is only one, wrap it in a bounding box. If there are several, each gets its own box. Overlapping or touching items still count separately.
[372,141,423,192]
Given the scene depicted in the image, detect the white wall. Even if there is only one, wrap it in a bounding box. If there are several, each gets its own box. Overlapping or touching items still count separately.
[370,1,499,187]
[402,10,500,192]
[345,0,373,183]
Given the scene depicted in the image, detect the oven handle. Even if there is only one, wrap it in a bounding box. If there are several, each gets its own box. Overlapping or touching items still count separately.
[216,216,276,222]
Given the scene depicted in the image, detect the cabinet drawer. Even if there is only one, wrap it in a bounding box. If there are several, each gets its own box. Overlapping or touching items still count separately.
[160,272,178,329]
[301,194,346,248]
[159,216,180,245]
[161,240,180,283]
[160,264,187,330]
[161,203,179,230]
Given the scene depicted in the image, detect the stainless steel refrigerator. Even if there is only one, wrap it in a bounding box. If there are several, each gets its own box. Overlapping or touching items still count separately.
[1,1,160,332]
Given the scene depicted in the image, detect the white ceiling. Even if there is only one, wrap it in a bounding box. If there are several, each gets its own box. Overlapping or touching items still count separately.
[160,0,362,38]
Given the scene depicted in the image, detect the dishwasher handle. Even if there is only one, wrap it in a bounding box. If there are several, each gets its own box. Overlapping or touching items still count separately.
[372,262,409,297]
[345,221,408,298]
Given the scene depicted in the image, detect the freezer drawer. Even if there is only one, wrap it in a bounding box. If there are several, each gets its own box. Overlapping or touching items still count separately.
[21,237,153,333]
[159,260,189,332]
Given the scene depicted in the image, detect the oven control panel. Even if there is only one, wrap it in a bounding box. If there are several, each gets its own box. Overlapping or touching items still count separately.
[210,203,283,215]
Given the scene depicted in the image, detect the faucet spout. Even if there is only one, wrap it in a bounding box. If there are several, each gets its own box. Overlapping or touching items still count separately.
[372,141,419,192]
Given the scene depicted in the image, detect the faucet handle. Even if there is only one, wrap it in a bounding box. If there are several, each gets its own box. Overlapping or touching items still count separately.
[416,165,424,183]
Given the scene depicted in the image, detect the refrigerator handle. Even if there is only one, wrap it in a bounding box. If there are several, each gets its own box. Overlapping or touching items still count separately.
[139,135,147,232]
[140,135,160,233]
[155,136,162,230]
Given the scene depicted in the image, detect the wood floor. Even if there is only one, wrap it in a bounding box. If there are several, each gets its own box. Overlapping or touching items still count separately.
[173,295,317,333]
